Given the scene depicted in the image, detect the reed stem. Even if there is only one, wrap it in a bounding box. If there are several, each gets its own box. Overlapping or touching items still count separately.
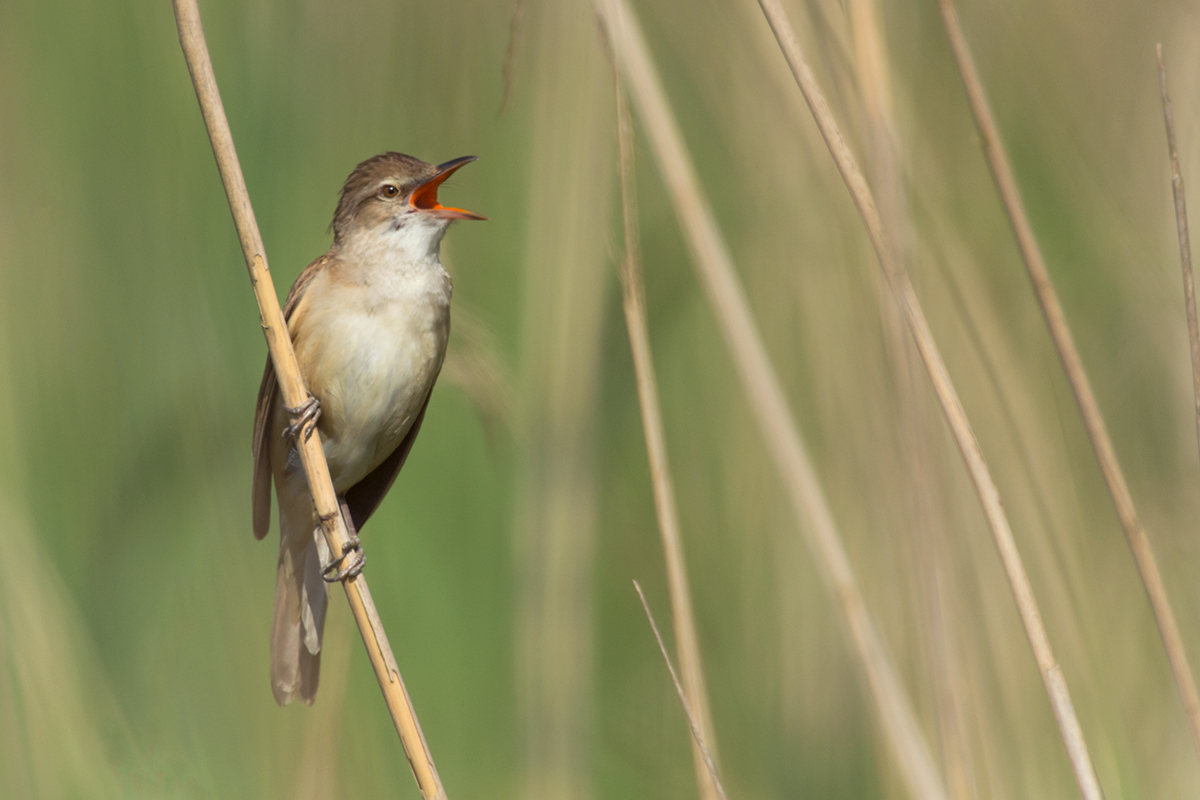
[615,77,723,800]
[754,1,1104,797]
[597,2,949,797]
[633,581,729,800]
[1157,44,1200,514]
[938,0,1200,765]
[172,3,446,797]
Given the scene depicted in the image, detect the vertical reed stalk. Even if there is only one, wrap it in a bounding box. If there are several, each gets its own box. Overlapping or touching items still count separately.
[172,3,446,797]
[515,4,612,798]
[1157,45,1200,484]
[936,0,1200,763]
[615,77,723,800]
[848,3,975,795]
[597,2,949,798]
[753,1,1104,797]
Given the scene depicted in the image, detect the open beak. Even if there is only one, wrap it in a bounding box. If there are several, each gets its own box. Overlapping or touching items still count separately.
[409,156,487,220]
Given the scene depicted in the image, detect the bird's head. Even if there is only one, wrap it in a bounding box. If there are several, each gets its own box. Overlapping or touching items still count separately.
[332,152,485,258]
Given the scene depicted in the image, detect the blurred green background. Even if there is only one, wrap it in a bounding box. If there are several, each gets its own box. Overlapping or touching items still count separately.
[2,0,1200,797]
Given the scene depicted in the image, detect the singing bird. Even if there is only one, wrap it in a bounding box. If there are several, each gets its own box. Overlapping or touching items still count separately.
[251,152,484,705]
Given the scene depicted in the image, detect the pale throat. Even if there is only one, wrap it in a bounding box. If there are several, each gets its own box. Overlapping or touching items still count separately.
[340,212,451,275]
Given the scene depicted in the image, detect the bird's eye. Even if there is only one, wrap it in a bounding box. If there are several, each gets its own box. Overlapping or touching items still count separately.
[379,184,399,199]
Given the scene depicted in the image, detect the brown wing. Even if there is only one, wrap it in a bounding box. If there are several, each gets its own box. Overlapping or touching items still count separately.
[250,253,334,539]
[344,392,432,533]
[251,359,277,539]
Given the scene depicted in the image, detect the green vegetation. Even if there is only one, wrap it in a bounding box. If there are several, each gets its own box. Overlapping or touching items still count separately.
[1,0,1198,797]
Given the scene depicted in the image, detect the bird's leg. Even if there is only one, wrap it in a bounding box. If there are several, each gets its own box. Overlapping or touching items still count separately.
[282,395,322,442]
[338,496,364,557]
[322,496,365,583]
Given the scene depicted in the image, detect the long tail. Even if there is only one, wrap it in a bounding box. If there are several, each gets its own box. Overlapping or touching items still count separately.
[270,505,328,705]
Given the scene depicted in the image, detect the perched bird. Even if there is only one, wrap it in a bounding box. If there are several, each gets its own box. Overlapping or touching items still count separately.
[251,152,484,705]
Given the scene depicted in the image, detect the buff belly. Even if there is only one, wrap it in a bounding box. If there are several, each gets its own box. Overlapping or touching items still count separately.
[292,277,449,494]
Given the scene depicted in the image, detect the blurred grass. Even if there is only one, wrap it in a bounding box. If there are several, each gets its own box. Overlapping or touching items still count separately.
[2,0,1200,798]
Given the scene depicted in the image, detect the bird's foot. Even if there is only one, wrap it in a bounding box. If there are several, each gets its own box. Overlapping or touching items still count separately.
[283,396,322,442]
[322,535,365,583]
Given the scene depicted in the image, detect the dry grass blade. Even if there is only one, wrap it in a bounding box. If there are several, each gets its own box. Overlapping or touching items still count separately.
[596,1,949,798]
[1158,45,1200,484]
[615,77,722,800]
[633,581,728,800]
[172,2,446,797]
[937,0,1200,764]
[754,1,1104,798]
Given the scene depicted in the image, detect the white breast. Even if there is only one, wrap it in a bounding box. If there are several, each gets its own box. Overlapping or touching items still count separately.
[296,250,451,493]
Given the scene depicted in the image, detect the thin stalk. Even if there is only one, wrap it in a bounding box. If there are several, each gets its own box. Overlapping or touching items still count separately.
[753,1,1104,798]
[937,0,1200,765]
[1157,45,1200,491]
[633,581,728,800]
[172,3,446,797]
[596,2,949,798]
[847,2,975,796]
[615,79,723,800]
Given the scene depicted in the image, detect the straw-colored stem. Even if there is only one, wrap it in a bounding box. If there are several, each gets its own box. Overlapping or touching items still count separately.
[1158,45,1200,494]
[847,3,975,796]
[615,77,723,800]
[633,581,728,800]
[596,2,948,799]
[172,3,445,798]
[937,0,1200,765]
[753,1,1104,798]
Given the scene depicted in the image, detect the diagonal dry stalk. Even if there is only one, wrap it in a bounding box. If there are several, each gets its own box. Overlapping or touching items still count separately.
[753,1,1104,798]
[1158,46,1200,493]
[596,2,949,798]
[633,581,728,800]
[615,78,723,800]
[936,0,1200,764]
[172,3,446,798]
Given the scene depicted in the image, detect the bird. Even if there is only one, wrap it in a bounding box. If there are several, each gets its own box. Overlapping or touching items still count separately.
[250,152,485,705]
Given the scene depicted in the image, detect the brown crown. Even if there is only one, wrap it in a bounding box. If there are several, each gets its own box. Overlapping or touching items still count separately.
[332,152,439,241]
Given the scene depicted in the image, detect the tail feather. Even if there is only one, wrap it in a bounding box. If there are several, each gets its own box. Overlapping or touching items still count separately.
[271,517,328,705]
[302,532,330,655]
